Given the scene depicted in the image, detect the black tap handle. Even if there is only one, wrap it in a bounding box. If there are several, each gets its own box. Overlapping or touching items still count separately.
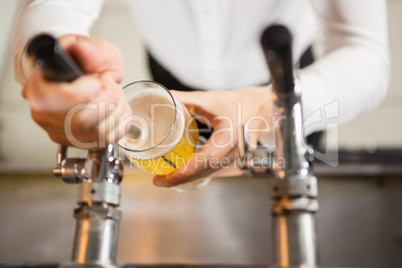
[260,25,295,102]
[26,34,84,82]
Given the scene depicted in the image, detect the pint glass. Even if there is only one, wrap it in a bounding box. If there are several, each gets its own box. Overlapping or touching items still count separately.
[118,81,200,177]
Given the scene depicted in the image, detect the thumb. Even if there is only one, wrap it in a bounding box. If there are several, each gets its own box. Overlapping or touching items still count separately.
[170,90,219,128]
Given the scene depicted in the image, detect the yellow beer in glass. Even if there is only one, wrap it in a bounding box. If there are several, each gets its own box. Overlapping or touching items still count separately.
[118,81,199,175]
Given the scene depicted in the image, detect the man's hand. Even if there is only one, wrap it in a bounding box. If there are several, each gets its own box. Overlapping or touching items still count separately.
[22,34,131,149]
[153,86,273,187]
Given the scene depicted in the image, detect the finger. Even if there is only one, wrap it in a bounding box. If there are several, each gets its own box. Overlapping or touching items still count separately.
[97,91,132,146]
[39,121,99,147]
[70,73,124,132]
[66,37,124,83]
[57,34,86,49]
[66,98,130,148]
[26,70,129,148]
[153,147,241,187]
[153,121,237,187]
[169,90,208,106]
[103,107,132,145]
[24,67,102,112]
[31,110,65,130]
[201,161,245,179]
[165,162,244,185]
[170,90,219,127]
[69,72,131,146]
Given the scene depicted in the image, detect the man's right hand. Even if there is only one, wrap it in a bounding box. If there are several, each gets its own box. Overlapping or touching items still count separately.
[21,34,131,149]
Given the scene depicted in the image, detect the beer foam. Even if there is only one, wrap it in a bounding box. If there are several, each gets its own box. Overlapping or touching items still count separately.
[118,86,185,159]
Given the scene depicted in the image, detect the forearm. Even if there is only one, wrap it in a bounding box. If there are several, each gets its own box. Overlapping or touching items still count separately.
[302,0,390,134]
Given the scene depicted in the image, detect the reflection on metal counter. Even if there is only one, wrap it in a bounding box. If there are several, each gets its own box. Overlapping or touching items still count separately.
[2,174,402,267]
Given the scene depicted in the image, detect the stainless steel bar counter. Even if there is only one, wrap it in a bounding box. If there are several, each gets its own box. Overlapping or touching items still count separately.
[0,168,401,267]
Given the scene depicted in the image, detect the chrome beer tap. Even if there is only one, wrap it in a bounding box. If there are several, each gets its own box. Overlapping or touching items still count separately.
[55,145,123,268]
[240,25,319,268]
[27,34,124,268]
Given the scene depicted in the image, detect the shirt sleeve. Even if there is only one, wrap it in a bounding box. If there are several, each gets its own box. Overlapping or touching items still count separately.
[300,0,390,135]
[12,0,105,84]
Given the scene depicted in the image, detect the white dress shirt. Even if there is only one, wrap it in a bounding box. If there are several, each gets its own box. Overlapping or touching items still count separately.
[13,0,390,134]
